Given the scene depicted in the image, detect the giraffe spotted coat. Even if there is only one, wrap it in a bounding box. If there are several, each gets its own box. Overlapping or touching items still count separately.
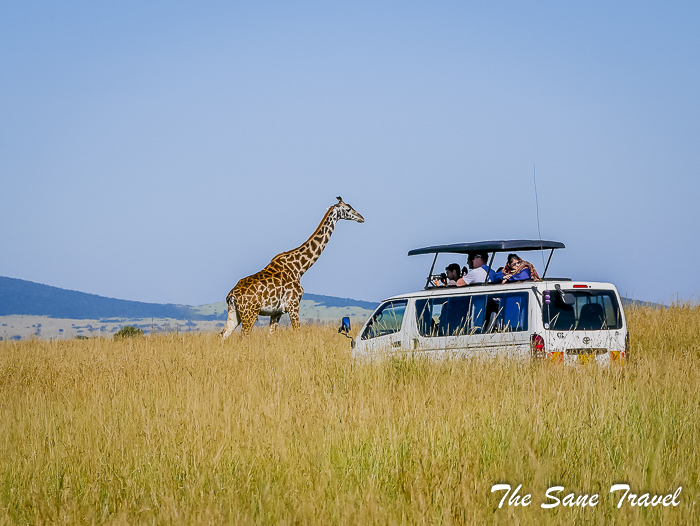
[221,197,364,338]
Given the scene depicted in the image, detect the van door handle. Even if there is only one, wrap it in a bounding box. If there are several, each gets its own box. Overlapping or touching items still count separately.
[392,341,401,348]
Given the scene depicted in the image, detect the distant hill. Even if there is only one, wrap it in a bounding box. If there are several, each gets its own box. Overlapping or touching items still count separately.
[0,276,379,321]
[0,275,662,323]
[621,298,666,309]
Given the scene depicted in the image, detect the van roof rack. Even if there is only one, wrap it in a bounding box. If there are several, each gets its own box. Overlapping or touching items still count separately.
[408,240,565,289]
[408,240,564,256]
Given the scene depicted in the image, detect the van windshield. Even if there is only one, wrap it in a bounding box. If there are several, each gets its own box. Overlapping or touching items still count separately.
[361,300,408,340]
[542,290,622,331]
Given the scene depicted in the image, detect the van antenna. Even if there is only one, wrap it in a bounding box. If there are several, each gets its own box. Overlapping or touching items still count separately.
[533,165,546,269]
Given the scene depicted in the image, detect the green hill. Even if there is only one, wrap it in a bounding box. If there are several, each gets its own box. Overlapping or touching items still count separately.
[0,275,661,323]
[0,276,663,342]
[0,276,203,320]
[0,276,378,321]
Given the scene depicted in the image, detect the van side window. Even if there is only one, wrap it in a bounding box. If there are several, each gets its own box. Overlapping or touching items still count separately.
[416,298,442,337]
[416,292,529,338]
[470,295,487,333]
[485,293,529,333]
[361,300,408,340]
[416,296,472,337]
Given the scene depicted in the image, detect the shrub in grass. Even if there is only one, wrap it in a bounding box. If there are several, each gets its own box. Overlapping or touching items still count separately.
[114,325,144,340]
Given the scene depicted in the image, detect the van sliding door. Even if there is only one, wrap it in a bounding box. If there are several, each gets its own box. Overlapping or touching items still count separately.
[413,292,527,356]
[413,296,472,356]
[466,292,530,356]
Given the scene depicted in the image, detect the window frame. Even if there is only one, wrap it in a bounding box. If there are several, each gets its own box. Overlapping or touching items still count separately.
[542,289,623,331]
[415,291,529,338]
[361,299,409,340]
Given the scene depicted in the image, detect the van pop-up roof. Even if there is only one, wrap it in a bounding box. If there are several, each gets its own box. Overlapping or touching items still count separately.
[408,240,565,289]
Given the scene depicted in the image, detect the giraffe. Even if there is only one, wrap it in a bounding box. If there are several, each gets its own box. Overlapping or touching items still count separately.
[221,197,364,338]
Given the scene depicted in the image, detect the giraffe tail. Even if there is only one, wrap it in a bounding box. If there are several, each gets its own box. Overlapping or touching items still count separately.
[221,294,241,339]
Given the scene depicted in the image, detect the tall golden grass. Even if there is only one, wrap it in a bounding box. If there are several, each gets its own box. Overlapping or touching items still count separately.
[1,304,699,525]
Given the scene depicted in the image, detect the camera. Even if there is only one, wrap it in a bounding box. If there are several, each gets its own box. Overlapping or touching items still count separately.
[430,272,451,286]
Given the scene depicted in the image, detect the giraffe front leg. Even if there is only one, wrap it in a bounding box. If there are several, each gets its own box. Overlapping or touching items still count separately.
[287,301,300,330]
[286,283,303,330]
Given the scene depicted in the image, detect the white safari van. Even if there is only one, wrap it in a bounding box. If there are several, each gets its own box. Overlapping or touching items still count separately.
[346,241,629,365]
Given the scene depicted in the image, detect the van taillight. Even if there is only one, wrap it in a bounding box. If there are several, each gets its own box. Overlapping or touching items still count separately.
[531,334,545,359]
[611,332,629,364]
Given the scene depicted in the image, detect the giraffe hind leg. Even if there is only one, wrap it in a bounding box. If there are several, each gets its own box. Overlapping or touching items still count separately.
[269,313,282,334]
[241,316,256,336]
[239,303,260,337]
[221,297,241,339]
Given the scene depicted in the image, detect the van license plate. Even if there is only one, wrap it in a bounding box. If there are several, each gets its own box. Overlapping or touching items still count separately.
[578,354,595,365]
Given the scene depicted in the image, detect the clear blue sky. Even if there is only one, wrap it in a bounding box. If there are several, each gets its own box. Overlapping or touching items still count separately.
[1,1,698,306]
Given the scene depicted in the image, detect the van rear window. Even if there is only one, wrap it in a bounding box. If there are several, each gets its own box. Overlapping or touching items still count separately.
[542,290,622,330]
[416,292,528,337]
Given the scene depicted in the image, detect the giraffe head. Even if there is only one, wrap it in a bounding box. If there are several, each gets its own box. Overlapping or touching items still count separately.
[332,196,364,223]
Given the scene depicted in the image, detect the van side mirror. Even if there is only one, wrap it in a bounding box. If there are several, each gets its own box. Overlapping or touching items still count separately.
[338,316,351,334]
[555,284,576,306]
[338,316,354,347]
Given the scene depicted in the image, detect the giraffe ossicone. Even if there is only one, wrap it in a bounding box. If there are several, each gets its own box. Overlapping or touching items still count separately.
[221,196,364,338]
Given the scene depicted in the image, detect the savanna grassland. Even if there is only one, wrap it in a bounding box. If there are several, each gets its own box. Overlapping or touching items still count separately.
[1,305,699,525]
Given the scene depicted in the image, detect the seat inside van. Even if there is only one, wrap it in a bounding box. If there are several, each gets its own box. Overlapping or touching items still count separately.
[577,303,605,330]
[438,297,470,336]
[550,307,576,330]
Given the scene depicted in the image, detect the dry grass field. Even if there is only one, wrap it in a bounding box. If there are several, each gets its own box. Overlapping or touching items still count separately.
[1,304,699,525]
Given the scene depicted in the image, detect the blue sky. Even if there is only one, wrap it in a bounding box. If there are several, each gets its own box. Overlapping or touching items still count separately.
[1,1,698,306]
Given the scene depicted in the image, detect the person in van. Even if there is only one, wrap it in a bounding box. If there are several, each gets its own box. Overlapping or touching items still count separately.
[433,263,467,287]
[492,253,541,283]
[463,252,496,285]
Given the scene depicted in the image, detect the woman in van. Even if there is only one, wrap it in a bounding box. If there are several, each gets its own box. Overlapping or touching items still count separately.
[492,253,541,283]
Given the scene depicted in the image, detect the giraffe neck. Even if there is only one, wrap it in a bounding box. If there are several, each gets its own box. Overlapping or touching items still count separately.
[282,208,339,278]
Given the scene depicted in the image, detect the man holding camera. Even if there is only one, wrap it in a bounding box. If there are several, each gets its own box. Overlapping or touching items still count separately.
[463,252,496,285]
[434,263,466,287]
